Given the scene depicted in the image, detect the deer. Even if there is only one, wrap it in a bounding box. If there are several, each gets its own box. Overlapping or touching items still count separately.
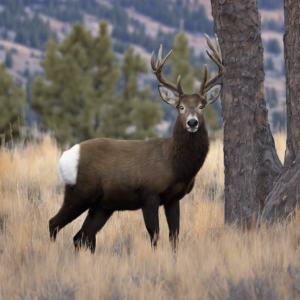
[49,34,224,253]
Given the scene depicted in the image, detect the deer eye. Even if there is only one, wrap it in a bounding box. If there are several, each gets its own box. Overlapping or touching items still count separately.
[199,105,204,110]
[180,106,184,110]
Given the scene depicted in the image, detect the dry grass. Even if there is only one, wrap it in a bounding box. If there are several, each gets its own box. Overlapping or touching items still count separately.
[1,132,300,300]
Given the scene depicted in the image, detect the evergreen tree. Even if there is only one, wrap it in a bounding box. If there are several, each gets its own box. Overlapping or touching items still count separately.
[169,31,219,131]
[130,88,163,139]
[0,63,26,142]
[94,21,120,131]
[122,48,162,139]
[99,47,162,139]
[31,22,119,145]
[169,31,194,93]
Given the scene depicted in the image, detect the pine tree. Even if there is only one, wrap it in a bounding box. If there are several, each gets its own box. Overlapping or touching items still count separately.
[130,88,163,139]
[99,47,162,139]
[0,63,26,142]
[94,21,120,133]
[31,21,119,145]
[169,31,219,131]
[32,31,94,145]
[169,31,194,93]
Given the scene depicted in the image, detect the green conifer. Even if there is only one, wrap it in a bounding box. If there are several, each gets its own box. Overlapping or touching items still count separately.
[99,47,162,139]
[31,21,119,145]
[0,63,26,142]
[169,31,194,93]
[130,88,163,139]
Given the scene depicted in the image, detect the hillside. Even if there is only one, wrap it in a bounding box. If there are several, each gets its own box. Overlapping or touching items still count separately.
[0,0,286,131]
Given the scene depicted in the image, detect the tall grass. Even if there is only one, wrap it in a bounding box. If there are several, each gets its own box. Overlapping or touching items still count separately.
[0,133,300,299]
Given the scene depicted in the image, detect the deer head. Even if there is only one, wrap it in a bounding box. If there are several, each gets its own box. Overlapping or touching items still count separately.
[151,34,224,133]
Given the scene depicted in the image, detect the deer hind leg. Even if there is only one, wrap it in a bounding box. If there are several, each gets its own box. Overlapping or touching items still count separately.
[73,205,113,253]
[142,196,160,248]
[164,201,180,252]
[49,185,91,241]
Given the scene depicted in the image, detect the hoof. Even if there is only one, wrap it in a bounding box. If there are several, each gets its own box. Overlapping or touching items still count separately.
[73,232,96,254]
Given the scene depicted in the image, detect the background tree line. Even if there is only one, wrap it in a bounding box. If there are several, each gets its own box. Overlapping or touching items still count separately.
[0,20,220,145]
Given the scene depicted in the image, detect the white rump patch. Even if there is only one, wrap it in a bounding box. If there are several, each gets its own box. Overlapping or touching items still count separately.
[58,144,80,185]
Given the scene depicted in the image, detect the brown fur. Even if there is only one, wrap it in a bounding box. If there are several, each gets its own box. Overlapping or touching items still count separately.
[49,94,210,253]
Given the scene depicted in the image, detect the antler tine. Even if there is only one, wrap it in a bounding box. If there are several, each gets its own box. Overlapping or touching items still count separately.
[214,33,222,63]
[197,34,224,94]
[176,75,183,95]
[150,51,156,70]
[156,44,163,68]
[160,49,172,68]
[204,49,224,88]
[199,64,208,95]
[206,49,223,70]
[204,34,222,63]
[151,45,183,94]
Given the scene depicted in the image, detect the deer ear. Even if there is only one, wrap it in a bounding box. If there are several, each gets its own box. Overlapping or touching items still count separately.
[203,83,222,105]
[158,85,179,107]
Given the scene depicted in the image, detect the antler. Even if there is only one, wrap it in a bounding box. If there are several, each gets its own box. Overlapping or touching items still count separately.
[199,34,224,95]
[151,44,184,94]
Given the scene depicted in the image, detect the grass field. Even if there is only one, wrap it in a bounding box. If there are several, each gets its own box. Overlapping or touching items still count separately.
[1,132,300,300]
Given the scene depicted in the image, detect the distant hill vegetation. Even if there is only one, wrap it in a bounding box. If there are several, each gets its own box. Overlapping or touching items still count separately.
[0,0,213,53]
[0,0,57,50]
[0,0,282,53]
[117,0,213,34]
[258,0,283,9]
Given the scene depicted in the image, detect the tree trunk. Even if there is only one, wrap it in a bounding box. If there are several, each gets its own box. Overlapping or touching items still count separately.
[262,0,300,221]
[210,0,282,228]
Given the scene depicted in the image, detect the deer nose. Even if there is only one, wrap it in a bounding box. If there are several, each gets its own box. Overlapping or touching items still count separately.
[187,119,198,128]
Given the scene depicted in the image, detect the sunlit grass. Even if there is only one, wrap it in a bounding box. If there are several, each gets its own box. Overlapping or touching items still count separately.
[1,131,299,299]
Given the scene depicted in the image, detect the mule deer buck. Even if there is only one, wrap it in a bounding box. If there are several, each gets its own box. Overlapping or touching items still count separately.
[49,34,224,253]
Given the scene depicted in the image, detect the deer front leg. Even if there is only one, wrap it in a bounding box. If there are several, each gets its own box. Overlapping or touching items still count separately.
[142,196,159,248]
[164,201,180,251]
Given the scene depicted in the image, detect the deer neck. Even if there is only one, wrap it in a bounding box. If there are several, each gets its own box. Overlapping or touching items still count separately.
[170,117,209,181]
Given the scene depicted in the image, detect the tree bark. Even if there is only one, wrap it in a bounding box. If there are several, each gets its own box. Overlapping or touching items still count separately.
[262,0,300,221]
[210,0,282,228]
